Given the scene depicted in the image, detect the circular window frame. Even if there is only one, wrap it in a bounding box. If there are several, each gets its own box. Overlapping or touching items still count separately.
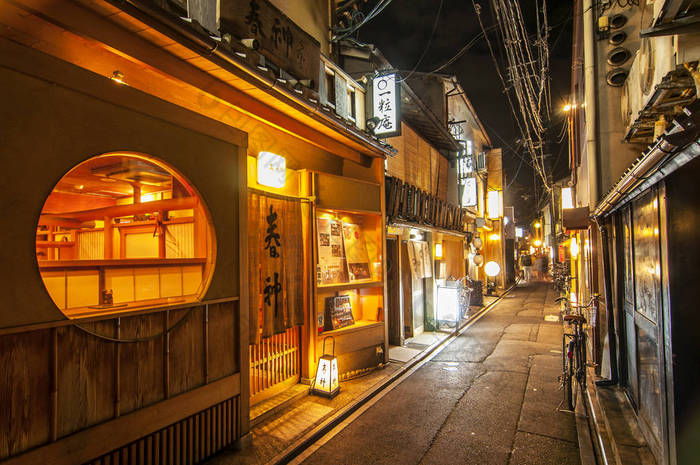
[36,152,217,317]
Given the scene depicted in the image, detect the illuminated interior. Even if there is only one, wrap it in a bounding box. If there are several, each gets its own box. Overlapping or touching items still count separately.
[37,153,214,317]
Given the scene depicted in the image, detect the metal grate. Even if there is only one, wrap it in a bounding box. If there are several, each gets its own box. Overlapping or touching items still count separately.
[85,396,239,465]
[249,327,300,400]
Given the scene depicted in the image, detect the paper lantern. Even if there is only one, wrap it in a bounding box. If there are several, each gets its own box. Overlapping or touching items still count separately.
[312,337,339,398]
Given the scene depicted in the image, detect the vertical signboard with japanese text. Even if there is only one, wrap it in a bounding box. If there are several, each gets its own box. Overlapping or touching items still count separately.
[371,73,401,138]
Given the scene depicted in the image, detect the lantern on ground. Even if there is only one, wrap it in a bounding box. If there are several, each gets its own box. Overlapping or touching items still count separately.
[311,336,339,398]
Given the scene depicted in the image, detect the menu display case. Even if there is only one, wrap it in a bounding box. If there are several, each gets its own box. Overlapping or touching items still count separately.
[314,209,383,335]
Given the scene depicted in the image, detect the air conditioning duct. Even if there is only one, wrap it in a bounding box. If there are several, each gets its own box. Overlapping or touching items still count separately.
[606,68,628,87]
[609,30,627,46]
[607,47,632,66]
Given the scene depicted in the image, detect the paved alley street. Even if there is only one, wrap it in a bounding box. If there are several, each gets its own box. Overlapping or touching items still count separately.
[296,281,579,465]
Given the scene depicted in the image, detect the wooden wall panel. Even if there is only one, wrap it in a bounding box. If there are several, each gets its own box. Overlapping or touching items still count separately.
[386,123,449,200]
[57,322,116,438]
[207,301,239,381]
[119,314,165,416]
[169,307,205,397]
[0,330,51,460]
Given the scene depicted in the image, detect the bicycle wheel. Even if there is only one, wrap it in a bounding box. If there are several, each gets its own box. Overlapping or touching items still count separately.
[565,340,576,411]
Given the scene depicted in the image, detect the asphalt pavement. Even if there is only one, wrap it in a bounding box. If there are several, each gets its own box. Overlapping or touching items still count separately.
[294,280,580,465]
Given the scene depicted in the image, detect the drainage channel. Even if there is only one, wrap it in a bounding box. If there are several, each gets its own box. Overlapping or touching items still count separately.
[271,282,518,465]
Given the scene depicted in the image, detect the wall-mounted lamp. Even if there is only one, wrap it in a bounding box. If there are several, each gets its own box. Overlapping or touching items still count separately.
[257,151,286,188]
[240,38,259,49]
[434,243,443,259]
[533,239,542,247]
[110,70,125,85]
[570,236,580,259]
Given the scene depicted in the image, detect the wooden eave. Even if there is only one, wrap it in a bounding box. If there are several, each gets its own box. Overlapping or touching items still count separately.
[1,0,393,164]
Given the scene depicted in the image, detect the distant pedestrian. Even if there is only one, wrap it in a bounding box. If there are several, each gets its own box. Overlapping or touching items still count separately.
[520,254,532,281]
[534,254,546,280]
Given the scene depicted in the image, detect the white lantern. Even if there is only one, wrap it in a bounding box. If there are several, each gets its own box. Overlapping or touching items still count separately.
[484,261,501,277]
[473,253,484,266]
[312,337,339,398]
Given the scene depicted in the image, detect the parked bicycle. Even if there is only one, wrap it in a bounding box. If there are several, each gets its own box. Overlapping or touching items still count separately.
[557,293,598,411]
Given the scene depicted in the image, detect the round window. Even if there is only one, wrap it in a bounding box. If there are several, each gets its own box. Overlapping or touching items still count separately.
[37,153,215,317]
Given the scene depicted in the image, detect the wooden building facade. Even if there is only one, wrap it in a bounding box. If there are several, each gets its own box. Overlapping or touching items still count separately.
[0,0,391,463]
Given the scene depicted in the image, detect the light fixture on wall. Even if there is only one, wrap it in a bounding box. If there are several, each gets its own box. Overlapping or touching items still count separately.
[311,337,339,398]
[570,236,580,259]
[434,242,443,259]
[110,70,125,85]
[257,151,286,188]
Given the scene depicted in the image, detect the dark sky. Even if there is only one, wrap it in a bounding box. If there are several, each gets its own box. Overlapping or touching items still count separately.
[357,0,572,223]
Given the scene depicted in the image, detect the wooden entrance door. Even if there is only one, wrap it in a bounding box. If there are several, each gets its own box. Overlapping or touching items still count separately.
[387,237,403,346]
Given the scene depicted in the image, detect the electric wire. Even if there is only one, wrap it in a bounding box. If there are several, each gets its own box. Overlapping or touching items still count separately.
[399,0,444,82]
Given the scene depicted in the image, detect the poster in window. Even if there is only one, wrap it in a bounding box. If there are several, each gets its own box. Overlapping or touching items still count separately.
[342,223,371,281]
[420,241,433,278]
[317,218,347,285]
[325,294,355,330]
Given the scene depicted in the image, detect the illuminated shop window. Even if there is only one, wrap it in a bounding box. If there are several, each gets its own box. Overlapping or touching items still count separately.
[37,153,215,317]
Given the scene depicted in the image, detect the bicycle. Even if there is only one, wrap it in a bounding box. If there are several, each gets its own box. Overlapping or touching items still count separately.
[558,294,597,411]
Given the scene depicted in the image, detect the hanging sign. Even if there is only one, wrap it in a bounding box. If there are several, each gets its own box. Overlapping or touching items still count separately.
[220,0,321,86]
[371,73,401,138]
[461,176,478,207]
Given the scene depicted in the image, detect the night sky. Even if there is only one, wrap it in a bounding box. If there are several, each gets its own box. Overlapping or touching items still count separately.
[357,0,573,224]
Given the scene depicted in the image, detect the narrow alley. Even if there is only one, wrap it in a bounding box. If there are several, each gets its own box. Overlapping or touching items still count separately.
[282,281,579,464]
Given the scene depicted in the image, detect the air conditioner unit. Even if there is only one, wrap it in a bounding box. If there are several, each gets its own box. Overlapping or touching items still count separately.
[623,32,697,142]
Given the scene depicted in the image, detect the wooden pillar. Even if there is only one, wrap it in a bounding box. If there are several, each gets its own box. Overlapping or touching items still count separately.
[158,210,166,259]
[104,216,113,259]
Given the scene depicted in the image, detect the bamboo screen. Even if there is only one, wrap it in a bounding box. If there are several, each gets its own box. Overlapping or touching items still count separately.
[248,192,304,342]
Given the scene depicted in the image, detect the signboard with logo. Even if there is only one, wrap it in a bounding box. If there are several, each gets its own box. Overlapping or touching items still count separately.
[220,0,321,86]
[370,73,401,138]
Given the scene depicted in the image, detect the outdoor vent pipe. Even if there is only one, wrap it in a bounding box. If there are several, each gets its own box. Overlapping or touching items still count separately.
[583,0,599,208]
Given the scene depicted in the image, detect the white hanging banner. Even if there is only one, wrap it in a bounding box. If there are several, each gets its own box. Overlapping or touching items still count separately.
[371,73,401,138]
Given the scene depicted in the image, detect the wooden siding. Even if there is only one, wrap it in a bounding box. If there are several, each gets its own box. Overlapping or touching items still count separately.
[0,300,241,464]
[387,122,448,201]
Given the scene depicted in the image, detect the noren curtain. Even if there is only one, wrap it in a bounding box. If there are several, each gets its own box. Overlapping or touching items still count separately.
[248,192,304,342]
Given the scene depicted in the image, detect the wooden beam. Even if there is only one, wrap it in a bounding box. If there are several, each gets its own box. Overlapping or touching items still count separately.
[39,197,196,222]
